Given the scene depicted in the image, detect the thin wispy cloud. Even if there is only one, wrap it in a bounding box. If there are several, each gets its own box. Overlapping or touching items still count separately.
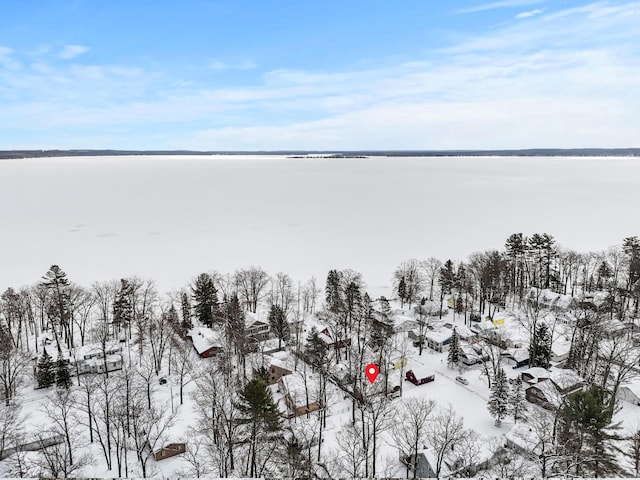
[209,59,257,71]
[58,44,90,60]
[455,0,545,14]
[516,8,544,18]
[1,1,639,149]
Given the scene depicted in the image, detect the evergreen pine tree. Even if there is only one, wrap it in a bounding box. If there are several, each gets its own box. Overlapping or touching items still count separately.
[529,323,551,368]
[447,328,460,368]
[487,367,509,426]
[325,269,343,315]
[305,327,329,369]
[37,348,55,388]
[112,278,134,332]
[237,378,282,477]
[180,291,192,333]
[557,386,623,477]
[191,273,219,328]
[55,356,72,389]
[268,304,289,350]
[508,376,527,423]
[398,276,407,308]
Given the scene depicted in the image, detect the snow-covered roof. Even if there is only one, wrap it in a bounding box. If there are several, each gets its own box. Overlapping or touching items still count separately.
[189,327,223,354]
[269,357,292,372]
[425,327,452,344]
[506,423,542,456]
[529,287,574,309]
[453,324,475,338]
[521,367,550,381]
[406,365,433,380]
[245,311,269,328]
[281,373,312,405]
[527,379,562,407]
[621,377,640,399]
[549,368,583,391]
[507,348,529,362]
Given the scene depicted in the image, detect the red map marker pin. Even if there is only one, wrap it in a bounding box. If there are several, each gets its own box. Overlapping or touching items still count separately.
[365,363,380,384]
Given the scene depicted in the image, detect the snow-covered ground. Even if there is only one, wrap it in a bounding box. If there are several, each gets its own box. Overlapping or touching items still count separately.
[1,155,639,296]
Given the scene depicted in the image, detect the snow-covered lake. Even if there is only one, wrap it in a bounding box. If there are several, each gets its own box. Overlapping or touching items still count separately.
[1,155,638,297]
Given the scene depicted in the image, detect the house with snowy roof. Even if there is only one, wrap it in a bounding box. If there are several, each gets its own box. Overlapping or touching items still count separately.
[528,287,576,311]
[245,311,271,341]
[277,372,322,418]
[525,368,583,410]
[187,327,223,358]
[619,378,640,405]
[317,327,351,350]
[521,367,550,385]
[267,356,293,384]
[505,424,543,460]
[153,442,186,461]
[502,348,530,369]
[424,327,453,352]
[526,379,563,410]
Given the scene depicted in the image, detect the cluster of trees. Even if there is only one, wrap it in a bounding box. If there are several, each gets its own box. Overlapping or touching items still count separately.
[1,232,640,477]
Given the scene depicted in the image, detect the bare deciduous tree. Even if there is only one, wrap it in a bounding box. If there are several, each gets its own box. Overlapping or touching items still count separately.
[391,398,436,478]
[235,266,270,313]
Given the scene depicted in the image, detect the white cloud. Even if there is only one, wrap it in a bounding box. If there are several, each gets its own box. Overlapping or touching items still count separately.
[2,2,640,150]
[209,59,257,71]
[455,0,545,14]
[516,8,543,18]
[58,44,90,60]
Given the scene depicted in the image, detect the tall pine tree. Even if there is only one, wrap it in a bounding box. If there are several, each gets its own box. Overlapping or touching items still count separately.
[180,291,192,333]
[529,323,551,368]
[268,304,289,350]
[191,273,219,328]
[487,367,509,426]
[508,376,527,423]
[55,356,72,389]
[237,378,281,477]
[37,348,55,388]
[447,328,460,368]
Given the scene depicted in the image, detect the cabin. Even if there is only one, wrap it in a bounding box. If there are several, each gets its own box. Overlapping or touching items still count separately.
[528,287,576,312]
[505,424,543,460]
[278,373,323,417]
[525,369,583,411]
[548,369,583,395]
[153,443,186,461]
[318,327,351,350]
[267,357,293,384]
[521,367,550,385]
[405,368,435,386]
[526,380,563,410]
[502,348,530,369]
[424,327,453,352]
[245,312,272,341]
[187,327,223,358]
[459,344,482,366]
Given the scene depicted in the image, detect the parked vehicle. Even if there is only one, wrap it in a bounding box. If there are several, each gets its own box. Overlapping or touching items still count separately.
[159,377,167,385]
[455,376,469,385]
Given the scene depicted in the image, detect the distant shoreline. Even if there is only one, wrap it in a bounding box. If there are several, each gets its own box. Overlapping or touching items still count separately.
[1,148,639,160]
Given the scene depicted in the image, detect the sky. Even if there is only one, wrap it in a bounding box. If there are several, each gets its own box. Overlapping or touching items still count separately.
[1,0,639,150]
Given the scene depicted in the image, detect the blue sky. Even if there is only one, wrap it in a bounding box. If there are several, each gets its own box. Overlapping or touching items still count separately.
[1,0,639,150]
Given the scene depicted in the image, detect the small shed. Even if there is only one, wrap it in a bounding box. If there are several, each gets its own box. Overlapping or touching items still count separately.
[405,367,435,386]
[154,443,186,461]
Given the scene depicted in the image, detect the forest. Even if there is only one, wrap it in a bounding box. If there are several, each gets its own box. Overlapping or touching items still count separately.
[1,232,640,478]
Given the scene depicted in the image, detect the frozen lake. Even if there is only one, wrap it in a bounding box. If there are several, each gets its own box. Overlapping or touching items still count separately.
[1,155,638,297]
